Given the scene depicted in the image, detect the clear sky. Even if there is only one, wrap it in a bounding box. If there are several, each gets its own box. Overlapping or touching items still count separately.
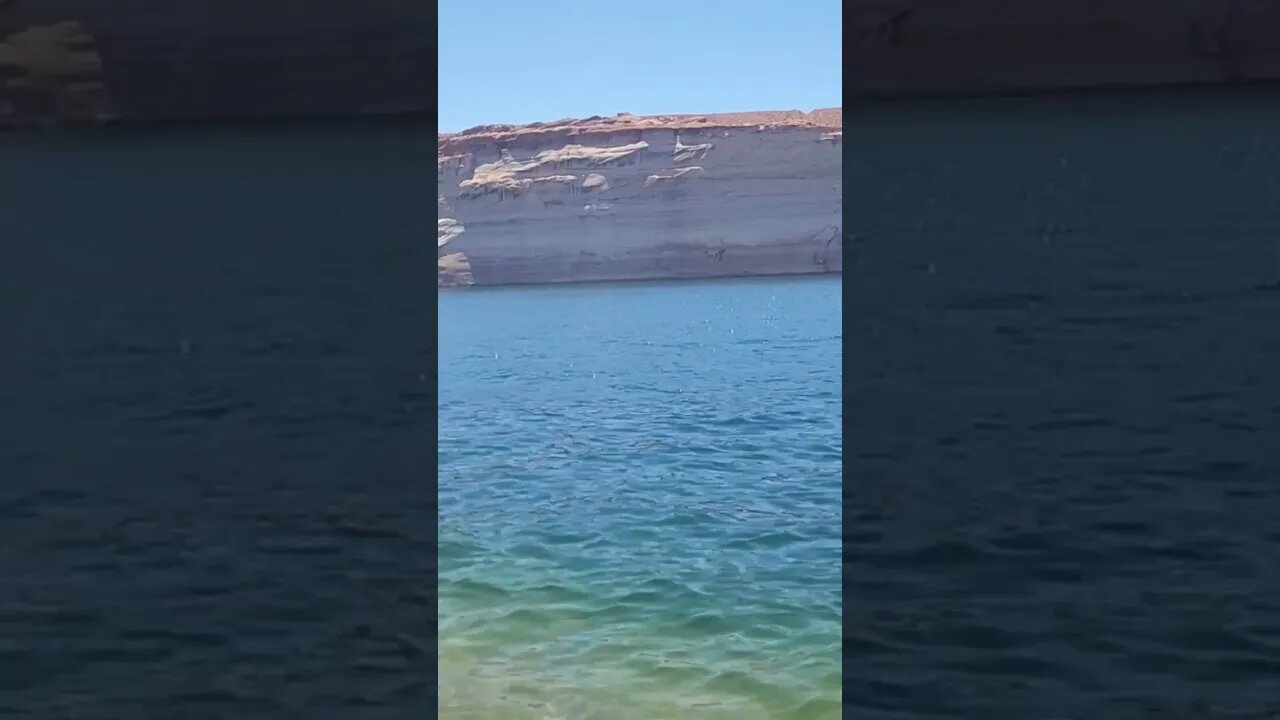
[439,0,842,132]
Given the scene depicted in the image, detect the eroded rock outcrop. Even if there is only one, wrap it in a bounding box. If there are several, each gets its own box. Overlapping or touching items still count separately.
[437,109,842,287]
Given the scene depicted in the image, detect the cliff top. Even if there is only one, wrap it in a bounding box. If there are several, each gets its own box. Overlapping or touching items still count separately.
[439,108,842,155]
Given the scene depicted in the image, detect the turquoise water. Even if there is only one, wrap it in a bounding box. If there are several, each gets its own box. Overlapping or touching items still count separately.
[438,277,842,719]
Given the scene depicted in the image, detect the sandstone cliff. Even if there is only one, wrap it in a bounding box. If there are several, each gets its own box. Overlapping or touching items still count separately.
[0,0,430,127]
[850,0,1280,98]
[0,19,111,125]
[437,110,842,287]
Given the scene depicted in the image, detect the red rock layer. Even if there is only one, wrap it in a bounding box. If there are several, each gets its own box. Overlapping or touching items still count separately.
[439,108,842,156]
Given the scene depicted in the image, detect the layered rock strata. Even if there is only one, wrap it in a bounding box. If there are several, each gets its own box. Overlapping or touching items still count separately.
[438,110,842,287]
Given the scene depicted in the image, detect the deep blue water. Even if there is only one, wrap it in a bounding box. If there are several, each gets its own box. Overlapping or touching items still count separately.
[438,277,843,719]
[848,92,1280,718]
[0,125,434,719]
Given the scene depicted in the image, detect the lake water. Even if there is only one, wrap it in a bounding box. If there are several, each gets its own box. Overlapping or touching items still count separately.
[0,124,435,718]
[438,277,843,719]
[848,91,1280,717]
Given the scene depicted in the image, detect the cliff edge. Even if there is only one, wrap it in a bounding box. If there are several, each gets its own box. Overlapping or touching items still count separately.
[438,109,842,287]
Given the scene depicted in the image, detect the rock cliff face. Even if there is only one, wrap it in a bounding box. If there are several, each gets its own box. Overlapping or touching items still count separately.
[437,110,842,287]
[850,0,1280,98]
[0,0,429,127]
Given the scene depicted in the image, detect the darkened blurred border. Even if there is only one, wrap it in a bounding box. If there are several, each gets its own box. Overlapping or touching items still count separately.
[844,4,1280,715]
[849,0,1280,99]
[0,0,430,127]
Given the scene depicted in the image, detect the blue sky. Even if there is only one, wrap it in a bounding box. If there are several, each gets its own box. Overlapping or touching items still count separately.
[439,1,842,132]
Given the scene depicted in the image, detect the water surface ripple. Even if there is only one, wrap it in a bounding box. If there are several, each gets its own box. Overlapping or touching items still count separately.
[0,127,433,719]
[439,277,842,719]
[849,247,1280,717]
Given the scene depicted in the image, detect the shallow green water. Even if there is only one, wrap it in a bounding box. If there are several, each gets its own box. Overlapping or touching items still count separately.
[438,278,841,719]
